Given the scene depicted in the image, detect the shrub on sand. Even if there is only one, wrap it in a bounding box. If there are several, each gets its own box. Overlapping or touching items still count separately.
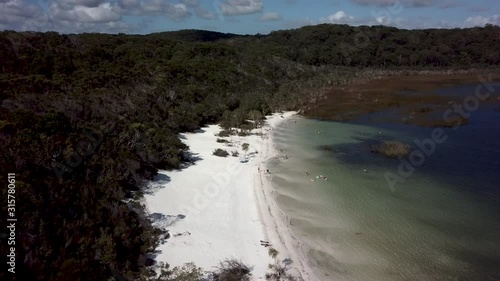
[242,143,249,153]
[218,129,236,137]
[238,130,250,136]
[265,248,302,281]
[209,259,252,281]
[157,262,204,281]
[213,148,229,157]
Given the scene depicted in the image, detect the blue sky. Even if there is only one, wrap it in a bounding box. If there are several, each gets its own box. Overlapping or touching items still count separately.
[1,0,499,34]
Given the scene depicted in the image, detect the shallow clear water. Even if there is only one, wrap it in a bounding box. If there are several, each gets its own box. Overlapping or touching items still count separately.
[269,85,500,281]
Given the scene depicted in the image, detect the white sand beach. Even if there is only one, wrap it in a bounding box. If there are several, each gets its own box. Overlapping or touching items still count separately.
[144,112,318,280]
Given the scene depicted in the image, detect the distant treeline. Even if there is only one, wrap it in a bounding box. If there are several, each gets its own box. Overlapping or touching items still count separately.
[0,23,499,280]
[260,24,500,67]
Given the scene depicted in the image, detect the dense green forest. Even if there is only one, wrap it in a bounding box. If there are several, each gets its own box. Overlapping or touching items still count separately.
[1,23,499,280]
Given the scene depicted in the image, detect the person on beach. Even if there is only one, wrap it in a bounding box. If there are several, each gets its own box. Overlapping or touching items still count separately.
[260,240,272,247]
[306,170,309,176]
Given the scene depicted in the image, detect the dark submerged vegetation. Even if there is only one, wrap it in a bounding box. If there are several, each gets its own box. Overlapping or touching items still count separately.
[0,23,499,280]
[371,141,411,158]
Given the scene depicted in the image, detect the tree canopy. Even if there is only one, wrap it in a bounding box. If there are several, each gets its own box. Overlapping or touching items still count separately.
[1,23,499,280]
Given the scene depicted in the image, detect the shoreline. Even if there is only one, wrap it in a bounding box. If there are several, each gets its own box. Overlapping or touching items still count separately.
[144,111,318,280]
[255,113,320,281]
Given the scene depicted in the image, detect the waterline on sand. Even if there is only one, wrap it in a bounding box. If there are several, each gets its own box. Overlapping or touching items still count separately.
[144,112,318,280]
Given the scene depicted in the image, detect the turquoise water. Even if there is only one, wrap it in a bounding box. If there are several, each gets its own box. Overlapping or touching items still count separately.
[269,98,500,280]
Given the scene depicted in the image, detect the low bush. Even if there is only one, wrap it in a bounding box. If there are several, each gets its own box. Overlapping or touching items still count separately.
[213,148,229,157]
[240,122,256,131]
[238,130,250,136]
[209,259,252,281]
[218,129,236,137]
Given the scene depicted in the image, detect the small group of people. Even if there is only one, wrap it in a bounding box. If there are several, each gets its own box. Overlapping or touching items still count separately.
[306,170,328,181]
[259,167,271,174]
[173,231,191,237]
[260,240,272,247]
[317,175,328,180]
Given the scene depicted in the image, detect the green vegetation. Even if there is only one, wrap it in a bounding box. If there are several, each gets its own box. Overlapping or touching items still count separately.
[265,248,300,281]
[217,129,237,137]
[261,24,500,67]
[210,259,252,281]
[318,145,336,153]
[238,130,251,136]
[371,141,411,158]
[161,263,205,281]
[242,143,250,153]
[0,23,499,280]
[149,259,252,281]
[213,148,230,157]
[411,114,469,128]
[303,73,500,123]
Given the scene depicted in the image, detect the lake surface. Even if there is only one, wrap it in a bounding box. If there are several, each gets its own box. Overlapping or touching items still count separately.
[269,83,500,281]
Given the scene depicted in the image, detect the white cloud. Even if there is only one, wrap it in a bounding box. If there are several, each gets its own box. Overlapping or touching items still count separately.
[0,0,41,25]
[51,2,121,23]
[258,12,282,21]
[351,0,454,8]
[50,19,136,33]
[166,3,191,21]
[351,0,399,5]
[195,7,217,20]
[219,0,263,15]
[320,11,356,24]
[55,0,105,9]
[465,14,500,27]
[181,0,198,7]
[318,10,410,27]
[105,20,132,32]
[142,0,168,14]
[375,16,387,24]
[117,0,191,21]
[118,0,140,9]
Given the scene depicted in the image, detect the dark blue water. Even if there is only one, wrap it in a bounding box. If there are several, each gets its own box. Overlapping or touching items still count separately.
[270,83,500,281]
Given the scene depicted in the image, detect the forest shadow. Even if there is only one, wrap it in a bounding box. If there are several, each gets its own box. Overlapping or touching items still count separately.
[154,173,171,185]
